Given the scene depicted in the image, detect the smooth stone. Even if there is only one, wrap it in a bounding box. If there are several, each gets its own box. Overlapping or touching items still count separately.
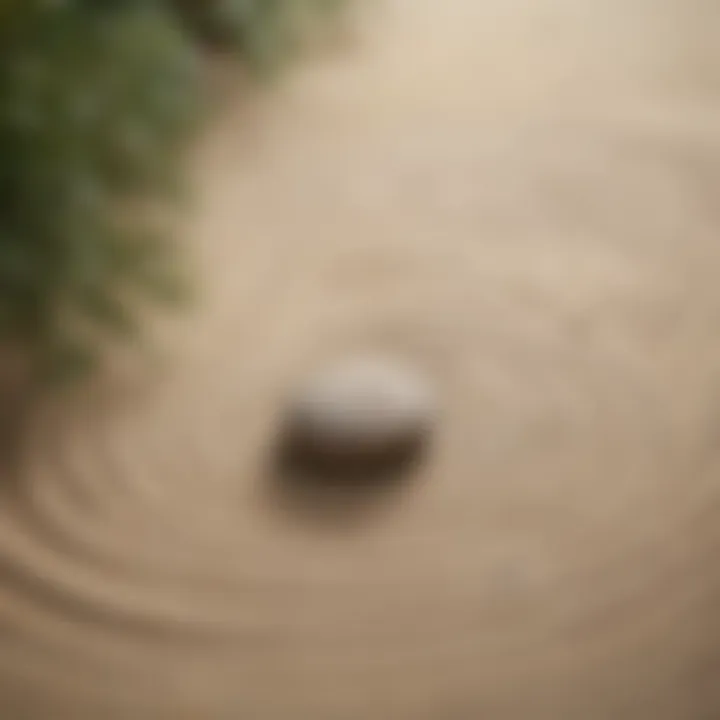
[282,356,435,472]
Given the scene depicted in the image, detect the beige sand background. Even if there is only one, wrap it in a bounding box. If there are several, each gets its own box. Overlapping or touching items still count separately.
[3,0,720,717]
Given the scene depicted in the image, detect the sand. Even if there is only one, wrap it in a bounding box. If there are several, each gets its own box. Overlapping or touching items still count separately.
[2,0,720,717]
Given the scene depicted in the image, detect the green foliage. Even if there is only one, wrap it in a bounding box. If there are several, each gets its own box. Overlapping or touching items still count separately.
[0,0,342,384]
[173,0,347,74]
[0,1,200,382]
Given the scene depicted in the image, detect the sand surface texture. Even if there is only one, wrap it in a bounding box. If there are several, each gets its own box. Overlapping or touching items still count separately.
[2,0,720,717]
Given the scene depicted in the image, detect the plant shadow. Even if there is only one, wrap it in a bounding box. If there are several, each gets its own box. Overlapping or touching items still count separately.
[0,380,35,493]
